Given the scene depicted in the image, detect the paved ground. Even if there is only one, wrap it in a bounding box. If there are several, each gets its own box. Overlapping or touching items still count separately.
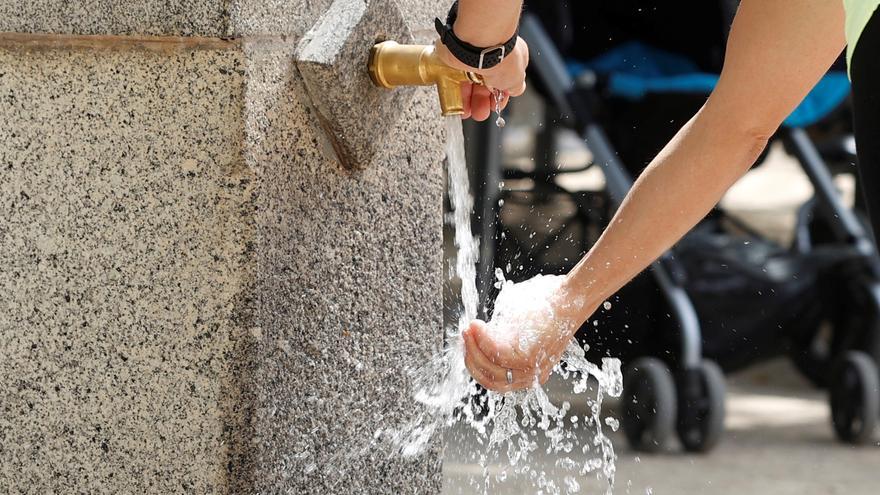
[442,360,880,494]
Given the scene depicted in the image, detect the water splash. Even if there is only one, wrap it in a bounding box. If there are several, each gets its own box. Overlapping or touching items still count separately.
[375,117,622,493]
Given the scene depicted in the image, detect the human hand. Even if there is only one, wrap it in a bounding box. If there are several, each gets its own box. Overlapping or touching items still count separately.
[462,319,567,393]
[462,278,594,392]
[435,36,529,121]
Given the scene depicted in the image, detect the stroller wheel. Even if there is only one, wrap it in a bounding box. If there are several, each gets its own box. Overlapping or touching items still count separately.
[676,360,726,453]
[622,357,677,453]
[830,350,880,444]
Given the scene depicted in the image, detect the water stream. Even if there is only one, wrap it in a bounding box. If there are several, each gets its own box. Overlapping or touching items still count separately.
[375,117,622,494]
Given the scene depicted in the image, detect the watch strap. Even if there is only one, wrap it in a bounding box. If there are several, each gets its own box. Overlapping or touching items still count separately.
[434,1,517,70]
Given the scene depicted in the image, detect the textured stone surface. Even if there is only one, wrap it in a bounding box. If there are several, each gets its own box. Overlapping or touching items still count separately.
[0,44,251,492]
[0,0,233,37]
[0,0,450,40]
[0,0,334,38]
[231,37,445,493]
[228,0,334,37]
[296,0,415,169]
[0,0,447,491]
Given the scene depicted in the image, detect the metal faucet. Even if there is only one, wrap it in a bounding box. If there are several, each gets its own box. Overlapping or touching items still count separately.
[368,40,483,116]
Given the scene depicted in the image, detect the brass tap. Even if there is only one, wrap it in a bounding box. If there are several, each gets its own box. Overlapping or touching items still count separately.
[368,40,483,116]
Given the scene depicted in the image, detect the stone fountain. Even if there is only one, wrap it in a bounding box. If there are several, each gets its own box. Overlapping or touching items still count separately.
[0,0,449,492]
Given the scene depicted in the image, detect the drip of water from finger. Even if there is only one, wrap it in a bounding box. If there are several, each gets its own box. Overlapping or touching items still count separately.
[493,89,506,128]
[372,117,621,494]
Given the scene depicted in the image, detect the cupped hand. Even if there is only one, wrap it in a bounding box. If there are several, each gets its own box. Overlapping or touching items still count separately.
[462,320,567,393]
[462,275,600,392]
[435,37,529,121]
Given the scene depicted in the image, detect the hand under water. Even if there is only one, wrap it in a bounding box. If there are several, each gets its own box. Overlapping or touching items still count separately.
[463,278,595,393]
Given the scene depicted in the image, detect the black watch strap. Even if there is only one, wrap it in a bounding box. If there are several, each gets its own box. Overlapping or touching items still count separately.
[434,0,517,70]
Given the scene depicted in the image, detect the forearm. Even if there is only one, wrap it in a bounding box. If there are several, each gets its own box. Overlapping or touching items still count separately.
[564,106,768,320]
[454,0,522,46]
[558,0,845,329]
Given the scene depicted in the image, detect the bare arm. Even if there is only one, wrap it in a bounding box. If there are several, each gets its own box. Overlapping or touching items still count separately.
[454,0,522,46]
[564,0,847,321]
[465,0,847,391]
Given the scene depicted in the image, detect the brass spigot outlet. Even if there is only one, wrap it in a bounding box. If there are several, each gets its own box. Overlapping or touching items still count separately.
[368,40,483,116]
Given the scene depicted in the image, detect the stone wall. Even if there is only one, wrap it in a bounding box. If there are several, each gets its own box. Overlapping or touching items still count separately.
[0,1,447,492]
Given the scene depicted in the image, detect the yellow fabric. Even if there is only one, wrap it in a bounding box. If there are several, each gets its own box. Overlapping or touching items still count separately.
[845,0,880,69]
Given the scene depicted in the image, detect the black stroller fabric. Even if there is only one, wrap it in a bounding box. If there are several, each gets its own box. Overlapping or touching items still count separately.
[526,0,731,171]
[673,219,827,372]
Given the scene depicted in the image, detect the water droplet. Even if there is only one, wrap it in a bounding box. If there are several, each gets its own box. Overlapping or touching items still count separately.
[603,301,612,310]
[492,88,506,128]
[604,416,619,431]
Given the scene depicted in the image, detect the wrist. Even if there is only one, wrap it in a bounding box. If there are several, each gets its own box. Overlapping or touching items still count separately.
[452,19,517,48]
[435,0,521,70]
[562,264,609,326]
[454,0,521,46]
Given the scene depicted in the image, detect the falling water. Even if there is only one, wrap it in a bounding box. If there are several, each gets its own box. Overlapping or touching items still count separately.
[375,117,622,494]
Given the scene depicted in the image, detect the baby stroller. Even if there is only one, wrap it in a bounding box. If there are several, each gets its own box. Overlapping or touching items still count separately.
[466,1,880,452]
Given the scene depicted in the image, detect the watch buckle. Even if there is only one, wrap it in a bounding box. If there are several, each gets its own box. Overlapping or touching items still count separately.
[477,45,505,70]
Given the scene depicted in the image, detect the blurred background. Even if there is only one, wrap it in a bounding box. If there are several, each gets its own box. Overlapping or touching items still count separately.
[442,1,879,493]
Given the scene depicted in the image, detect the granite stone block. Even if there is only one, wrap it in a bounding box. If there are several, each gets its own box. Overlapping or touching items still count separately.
[296,0,415,169]
[0,1,447,490]
[0,0,335,38]
[0,0,232,37]
[228,0,334,37]
[0,43,251,492]
[230,37,445,493]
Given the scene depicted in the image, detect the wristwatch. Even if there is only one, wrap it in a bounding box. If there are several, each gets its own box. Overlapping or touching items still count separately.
[434,0,518,70]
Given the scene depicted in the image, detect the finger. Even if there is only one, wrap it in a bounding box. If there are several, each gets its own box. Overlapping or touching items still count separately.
[465,350,533,393]
[464,327,537,387]
[509,79,527,97]
[464,328,508,383]
[468,320,530,370]
[470,84,492,122]
[460,82,473,119]
[464,347,499,390]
